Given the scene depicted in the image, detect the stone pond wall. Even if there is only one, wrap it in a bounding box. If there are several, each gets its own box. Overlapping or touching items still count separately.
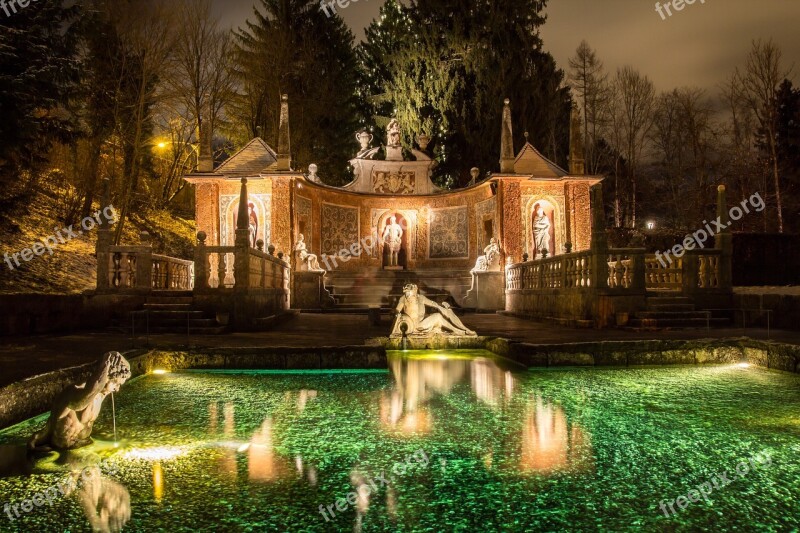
[2,339,798,430]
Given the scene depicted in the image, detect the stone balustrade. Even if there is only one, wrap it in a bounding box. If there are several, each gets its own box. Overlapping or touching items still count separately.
[505,246,730,327]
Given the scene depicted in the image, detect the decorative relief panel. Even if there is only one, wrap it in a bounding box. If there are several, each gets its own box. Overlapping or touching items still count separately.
[372,170,416,194]
[296,195,312,241]
[428,206,469,259]
[321,203,359,255]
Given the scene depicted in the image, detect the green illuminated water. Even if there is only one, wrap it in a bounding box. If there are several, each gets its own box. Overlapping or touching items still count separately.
[0,351,798,531]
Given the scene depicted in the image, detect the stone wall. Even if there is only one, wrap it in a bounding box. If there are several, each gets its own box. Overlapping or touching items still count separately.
[0,293,148,336]
[733,290,800,330]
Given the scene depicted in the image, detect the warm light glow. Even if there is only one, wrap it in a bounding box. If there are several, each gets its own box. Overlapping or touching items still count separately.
[157,142,167,149]
[124,446,186,461]
[151,369,169,375]
[153,462,164,501]
[737,362,751,369]
[646,221,656,230]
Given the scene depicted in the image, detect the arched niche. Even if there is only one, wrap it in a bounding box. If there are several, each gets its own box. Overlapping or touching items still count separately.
[523,195,565,259]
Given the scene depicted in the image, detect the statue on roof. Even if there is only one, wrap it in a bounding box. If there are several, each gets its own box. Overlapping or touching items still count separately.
[386,119,403,161]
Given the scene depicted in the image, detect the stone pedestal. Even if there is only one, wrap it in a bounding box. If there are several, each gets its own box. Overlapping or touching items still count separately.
[292,271,335,310]
[464,271,505,311]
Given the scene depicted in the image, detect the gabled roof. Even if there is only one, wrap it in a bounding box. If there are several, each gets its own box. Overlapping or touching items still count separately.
[514,142,568,178]
[214,138,278,175]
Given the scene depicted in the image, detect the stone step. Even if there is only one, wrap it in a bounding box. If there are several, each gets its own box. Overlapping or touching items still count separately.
[149,290,193,298]
[145,297,194,305]
[146,326,228,335]
[636,311,712,319]
[647,304,696,312]
[646,296,693,305]
[628,317,730,328]
[145,310,206,319]
[143,303,193,311]
[147,318,219,328]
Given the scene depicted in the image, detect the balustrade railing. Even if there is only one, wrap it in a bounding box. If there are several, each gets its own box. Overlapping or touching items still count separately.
[152,254,194,290]
[193,239,289,292]
[506,251,594,291]
[507,247,724,295]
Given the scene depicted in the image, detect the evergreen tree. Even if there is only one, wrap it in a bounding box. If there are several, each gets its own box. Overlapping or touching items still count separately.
[361,0,568,187]
[0,0,81,188]
[231,0,363,185]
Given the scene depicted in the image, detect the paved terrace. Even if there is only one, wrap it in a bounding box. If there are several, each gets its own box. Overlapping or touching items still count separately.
[1,313,797,388]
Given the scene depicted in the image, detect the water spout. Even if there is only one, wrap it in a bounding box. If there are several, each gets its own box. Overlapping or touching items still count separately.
[111,392,117,443]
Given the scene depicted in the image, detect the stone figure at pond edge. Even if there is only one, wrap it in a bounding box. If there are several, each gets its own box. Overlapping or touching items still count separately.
[391,284,477,337]
[295,234,324,272]
[382,215,404,267]
[29,352,131,451]
[471,237,501,273]
[533,206,551,258]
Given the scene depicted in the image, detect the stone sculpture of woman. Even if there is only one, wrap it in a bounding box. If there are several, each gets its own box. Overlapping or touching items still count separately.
[29,352,131,451]
[294,234,323,272]
[533,207,551,258]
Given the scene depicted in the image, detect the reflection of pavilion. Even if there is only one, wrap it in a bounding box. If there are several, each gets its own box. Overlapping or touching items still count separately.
[520,396,592,474]
[380,354,516,434]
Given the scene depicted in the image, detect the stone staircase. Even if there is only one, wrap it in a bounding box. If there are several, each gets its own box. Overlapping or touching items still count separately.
[324,269,473,312]
[628,294,732,329]
[132,291,228,334]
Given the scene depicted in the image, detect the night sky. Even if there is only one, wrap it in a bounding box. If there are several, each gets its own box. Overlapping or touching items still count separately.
[214,0,800,92]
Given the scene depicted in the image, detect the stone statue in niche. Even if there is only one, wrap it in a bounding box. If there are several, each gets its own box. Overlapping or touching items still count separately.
[391,284,477,337]
[248,202,259,248]
[382,215,404,268]
[294,234,324,272]
[471,237,501,273]
[29,352,131,451]
[385,119,403,161]
[533,206,551,258]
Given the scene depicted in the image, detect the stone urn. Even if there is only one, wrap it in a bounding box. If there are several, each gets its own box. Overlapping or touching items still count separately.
[416,134,431,151]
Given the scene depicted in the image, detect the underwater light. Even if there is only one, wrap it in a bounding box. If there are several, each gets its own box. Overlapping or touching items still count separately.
[152,369,169,375]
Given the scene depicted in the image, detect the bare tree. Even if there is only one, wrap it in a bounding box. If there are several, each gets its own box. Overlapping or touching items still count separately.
[613,66,656,228]
[652,87,718,226]
[164,0,235,202]
[109,0,177,244]
[568,40,610,174]
[734,39,792,232]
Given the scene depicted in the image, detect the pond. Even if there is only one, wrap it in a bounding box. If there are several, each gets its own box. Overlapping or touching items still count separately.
[0,351,798,531]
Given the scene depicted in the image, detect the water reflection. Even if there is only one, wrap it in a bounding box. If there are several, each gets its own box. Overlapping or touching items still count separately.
[382,353,517,434]
[520,395,592,474]
[75,466,131,533]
